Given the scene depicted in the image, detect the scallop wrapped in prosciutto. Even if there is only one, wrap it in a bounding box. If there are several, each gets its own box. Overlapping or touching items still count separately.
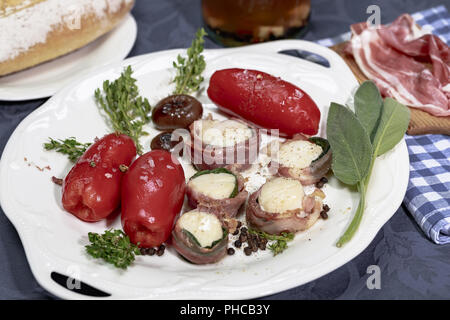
[186,168,248,220]
[186,117,260,171]
[271,134,331,185]
[246,177,323,235]
[172,209,229,264]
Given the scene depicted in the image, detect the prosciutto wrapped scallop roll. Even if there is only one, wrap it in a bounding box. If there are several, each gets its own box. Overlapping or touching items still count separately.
[246,177,322,235]
[270,134,331,185]
[172,209,229,264]
[186,168,248,220]
[187,117,260,171]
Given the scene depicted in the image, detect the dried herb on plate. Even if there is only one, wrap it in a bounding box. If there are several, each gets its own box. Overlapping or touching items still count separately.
[44,137,91,162]
[249,229,294,256]
[172,28,207,95]
[85,229,141,269]
[95,66,151,154]
[327,81,410,247]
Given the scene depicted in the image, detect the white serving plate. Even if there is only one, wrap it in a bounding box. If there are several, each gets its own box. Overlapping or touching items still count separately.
[0,40,409,299]
[0,14,137,101]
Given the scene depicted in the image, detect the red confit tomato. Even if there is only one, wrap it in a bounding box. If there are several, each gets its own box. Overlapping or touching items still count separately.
[121,150,186,248]
[207,68,321,136]
[62,133,136,222]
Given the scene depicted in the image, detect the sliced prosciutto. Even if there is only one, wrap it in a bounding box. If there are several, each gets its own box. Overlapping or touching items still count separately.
[267,134,332,186]
[186,116,260,171]
[186,168,248,220]
[246,177,323,235]
[172,209,228,264]
[348,14,450,117]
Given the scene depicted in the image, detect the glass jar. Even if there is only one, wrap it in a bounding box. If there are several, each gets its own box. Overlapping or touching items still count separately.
[202,0,311,47]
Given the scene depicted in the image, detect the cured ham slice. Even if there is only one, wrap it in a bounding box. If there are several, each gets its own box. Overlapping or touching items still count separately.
[186,117,260,171]
[264,134,331,186]
[186,170,248,220]
[246,178,322,235]
[172,209,228,264]
[348,14,450,117]
[270,134,332,186]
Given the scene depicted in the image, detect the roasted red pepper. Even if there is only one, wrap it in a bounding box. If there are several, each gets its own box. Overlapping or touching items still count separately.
[207,68,321,136]
[121,150,186,247]
[62,133,136,222]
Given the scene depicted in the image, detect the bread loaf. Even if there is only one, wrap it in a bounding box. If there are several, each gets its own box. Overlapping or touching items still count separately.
[0,0,134,76]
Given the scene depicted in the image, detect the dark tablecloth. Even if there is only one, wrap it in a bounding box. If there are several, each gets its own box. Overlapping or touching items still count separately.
[0,0,449,300]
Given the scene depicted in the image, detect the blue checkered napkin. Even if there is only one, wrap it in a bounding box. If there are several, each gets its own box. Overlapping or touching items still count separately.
[411,5,450,43]
[405,135,450,244]
[315,5,450,244]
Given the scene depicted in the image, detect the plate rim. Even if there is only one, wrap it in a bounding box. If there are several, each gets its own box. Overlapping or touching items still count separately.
[0,40,410,299]
[0,13,137,101]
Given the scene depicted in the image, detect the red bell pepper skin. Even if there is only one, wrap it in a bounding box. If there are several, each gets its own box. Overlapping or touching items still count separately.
[207,68,321,136]
[121,150,186,247]
[62,133,137,222]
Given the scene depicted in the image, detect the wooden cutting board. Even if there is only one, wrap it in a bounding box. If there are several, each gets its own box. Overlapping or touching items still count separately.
[331,41,450,135]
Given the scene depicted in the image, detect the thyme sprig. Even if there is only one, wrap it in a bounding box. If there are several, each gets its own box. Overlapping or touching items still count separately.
[95,66,151,154]
[173,28,207,95]
[44,137,91,162]
[249,229,294,256]
[85,229,141,269]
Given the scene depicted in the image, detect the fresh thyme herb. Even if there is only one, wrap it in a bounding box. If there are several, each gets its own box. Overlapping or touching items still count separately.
[44,137,91,162]
[249,229,294,256]
[268,240,289,256]
[173,28,207,95]
[85,229,141,269]
[94,66,151,154]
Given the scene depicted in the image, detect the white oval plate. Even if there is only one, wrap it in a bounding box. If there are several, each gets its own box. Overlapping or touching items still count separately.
[0,40,409,299]
[0,14,137,101]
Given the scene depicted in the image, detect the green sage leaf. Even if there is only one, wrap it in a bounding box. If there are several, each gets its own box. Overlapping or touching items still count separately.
[372,98,410,157]
[182,229,202,247]
[354,81,383,141]
[182,227,227,249]
[326,103,372,185]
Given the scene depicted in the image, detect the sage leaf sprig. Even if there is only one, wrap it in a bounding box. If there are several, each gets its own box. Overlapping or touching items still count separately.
[173,28,207,95]
[327,104,373,186]
[354,81,383,140]
[44,137,92,162]
[327,81,410,247]
[85,229,141,269]
[183,227,228,249]
[95,66,151,154]
[372,98,411,158]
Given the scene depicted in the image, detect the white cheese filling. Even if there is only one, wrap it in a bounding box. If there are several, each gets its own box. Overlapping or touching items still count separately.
[189,172,236,199]
[196,119,253,147]
[278,140,322,169]
[259,177,304,214]
[178,209,223,248]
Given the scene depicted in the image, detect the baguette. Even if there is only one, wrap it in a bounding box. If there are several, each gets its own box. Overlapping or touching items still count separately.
[0,0,134,76]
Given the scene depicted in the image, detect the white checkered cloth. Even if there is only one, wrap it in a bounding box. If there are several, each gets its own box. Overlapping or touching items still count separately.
[316,5,450,244]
